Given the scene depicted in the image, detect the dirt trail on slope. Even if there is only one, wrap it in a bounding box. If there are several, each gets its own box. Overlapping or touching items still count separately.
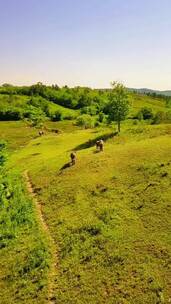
[24,171,57,304]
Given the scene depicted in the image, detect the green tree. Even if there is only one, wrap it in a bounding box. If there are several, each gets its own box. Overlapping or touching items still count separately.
[108,82,129,132]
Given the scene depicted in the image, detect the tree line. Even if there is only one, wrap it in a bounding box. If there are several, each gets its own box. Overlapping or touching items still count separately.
[1,82,171,132]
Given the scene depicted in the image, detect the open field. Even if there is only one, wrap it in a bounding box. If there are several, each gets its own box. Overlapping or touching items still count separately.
[0,120,171,303]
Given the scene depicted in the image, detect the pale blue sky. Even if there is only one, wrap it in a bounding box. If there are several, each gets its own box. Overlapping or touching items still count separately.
[0,0,171,89]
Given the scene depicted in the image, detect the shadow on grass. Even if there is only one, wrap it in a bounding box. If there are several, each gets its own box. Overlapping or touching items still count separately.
[73,131,118,151]
[31,153,41,156]
[60,162,71,171]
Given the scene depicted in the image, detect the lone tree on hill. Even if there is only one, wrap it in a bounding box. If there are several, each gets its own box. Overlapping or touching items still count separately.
[108,82,129,133]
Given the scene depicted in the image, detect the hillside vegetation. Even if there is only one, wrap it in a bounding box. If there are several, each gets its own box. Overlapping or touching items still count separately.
[0,85,171,303]
[0,83,171,127]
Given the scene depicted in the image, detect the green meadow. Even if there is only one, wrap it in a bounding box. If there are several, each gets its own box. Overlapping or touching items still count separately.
[0,87,171,303]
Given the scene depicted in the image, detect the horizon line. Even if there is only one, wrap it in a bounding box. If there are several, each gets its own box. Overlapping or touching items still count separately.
[1,82,171,92]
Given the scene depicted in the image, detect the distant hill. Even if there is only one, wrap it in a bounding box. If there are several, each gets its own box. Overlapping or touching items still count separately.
[128,88,171,96]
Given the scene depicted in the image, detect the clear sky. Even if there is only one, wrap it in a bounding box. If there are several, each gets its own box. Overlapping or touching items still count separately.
[0,0,171,89]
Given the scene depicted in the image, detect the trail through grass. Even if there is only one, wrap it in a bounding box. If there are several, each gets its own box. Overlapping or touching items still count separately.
[24,171,58,303]
[1,121,171,303]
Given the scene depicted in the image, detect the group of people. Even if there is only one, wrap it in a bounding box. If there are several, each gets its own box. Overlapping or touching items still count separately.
[70,139,104,166]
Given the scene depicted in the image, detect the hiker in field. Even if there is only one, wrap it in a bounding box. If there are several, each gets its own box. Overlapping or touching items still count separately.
[70,152,76,165]
[96,139,104,152]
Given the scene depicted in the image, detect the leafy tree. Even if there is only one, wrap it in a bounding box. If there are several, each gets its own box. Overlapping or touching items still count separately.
[108,82,129,132]
[28,82,49,98]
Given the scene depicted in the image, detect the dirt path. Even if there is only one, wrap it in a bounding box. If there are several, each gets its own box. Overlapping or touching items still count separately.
[24,171,57,304]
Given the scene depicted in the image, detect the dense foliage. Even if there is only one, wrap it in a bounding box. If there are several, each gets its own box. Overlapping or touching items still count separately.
[1,82,171,130]
[0,82,108,111]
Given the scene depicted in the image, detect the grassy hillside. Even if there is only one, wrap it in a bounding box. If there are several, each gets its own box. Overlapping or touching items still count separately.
[0,94,77,120]
[1,120,170,303]
[0,84,170,125]
[129,93,168,117]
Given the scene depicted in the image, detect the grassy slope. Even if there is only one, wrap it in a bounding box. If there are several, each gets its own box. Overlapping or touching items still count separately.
[129,93,167,117]
[0,121,38,151]
[4,122,170,304]
[0,120,79,151]
[0,91,168,119]
[0,94,77,118]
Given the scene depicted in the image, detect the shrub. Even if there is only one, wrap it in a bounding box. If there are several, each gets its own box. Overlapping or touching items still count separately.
[95,120,101,127]
[0,108,23,120]
[136,107,154,120]
[165,111,171,122]
[152,111,171,124]
[64,113,77,120]
[81,105,98,116]
[136,111,143,121]
[76,114,95,129]
[52,110,63,121]
[23,106,47,127]
[152,111,166,124]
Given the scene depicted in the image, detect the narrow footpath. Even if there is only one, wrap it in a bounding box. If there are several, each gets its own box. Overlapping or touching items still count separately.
[24,171,58,304]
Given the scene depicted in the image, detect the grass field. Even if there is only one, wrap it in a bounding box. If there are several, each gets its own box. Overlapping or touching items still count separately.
[0,119,171,303]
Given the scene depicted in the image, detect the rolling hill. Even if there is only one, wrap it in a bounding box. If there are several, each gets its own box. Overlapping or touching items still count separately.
[0,86,171,303]
[0,119,171,303]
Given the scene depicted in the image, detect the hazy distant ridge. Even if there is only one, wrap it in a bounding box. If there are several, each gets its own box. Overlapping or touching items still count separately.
[128,88,171,96]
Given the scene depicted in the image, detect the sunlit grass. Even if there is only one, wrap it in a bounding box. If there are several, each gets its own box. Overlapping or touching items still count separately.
[1,120,171,303]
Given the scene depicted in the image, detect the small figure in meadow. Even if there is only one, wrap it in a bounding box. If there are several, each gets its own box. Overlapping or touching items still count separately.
[70,152,76,165]
[39,130,44,136]
[96,139,104,152]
